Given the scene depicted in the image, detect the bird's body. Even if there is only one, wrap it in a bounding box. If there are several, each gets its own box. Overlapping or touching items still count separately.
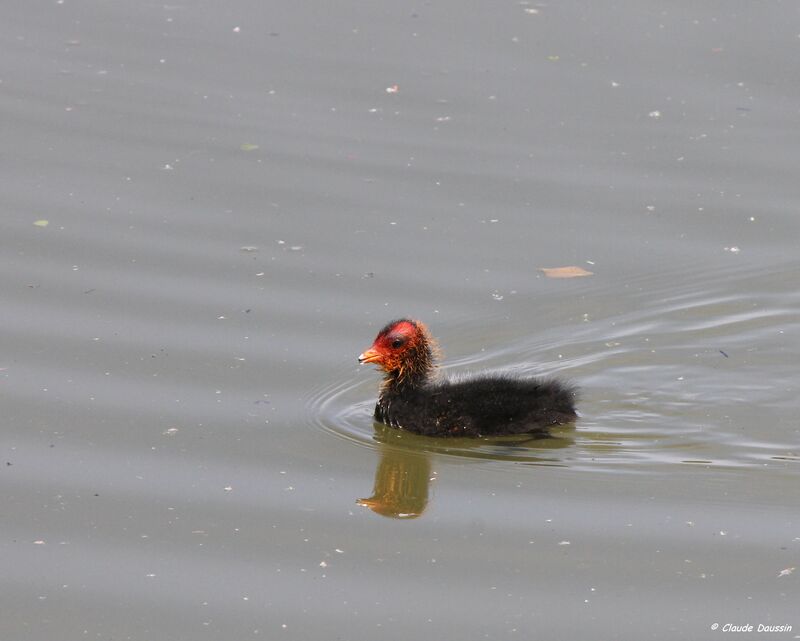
[359,319,577,437]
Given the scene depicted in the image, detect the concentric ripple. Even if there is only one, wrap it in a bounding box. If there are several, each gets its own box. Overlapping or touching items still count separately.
[305,367,581,465]
[307,263,800,472]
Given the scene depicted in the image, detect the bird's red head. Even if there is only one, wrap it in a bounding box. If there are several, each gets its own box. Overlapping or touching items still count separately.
[358,319,437,381]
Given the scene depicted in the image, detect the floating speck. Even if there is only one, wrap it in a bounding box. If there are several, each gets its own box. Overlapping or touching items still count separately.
[648,110,662,119]
[385,84,399,94]
[540,266,594,278]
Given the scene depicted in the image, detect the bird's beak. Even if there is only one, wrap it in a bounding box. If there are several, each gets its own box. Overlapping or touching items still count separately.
[358,347,382,365]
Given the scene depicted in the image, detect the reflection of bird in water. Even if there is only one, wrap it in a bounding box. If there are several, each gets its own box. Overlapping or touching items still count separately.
[359,319,577,437]
[357,425,575,518]
[357,441,431,519]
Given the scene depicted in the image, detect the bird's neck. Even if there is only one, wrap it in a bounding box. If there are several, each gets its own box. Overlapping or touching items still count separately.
[380,349,434,394]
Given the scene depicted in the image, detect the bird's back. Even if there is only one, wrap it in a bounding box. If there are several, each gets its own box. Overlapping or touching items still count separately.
[377,373,577,437]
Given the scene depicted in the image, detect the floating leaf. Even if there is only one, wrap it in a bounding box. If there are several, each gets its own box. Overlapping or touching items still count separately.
[240,143,259,152]
[540,266,593,279]
[33,219,49,227]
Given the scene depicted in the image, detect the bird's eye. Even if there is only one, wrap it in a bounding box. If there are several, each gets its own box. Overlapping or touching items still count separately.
[391,337,405,348]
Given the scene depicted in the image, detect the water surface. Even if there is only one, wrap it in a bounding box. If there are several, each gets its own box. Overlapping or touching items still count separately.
[1,1,798,639]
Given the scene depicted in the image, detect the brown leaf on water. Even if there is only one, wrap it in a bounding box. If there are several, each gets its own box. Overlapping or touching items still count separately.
[540,266,594,279]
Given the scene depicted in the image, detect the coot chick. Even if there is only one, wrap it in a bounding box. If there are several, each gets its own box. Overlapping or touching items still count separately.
[358,319,577,437]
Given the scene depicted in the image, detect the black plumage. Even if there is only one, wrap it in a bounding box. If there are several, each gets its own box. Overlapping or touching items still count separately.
[359,319,577,437]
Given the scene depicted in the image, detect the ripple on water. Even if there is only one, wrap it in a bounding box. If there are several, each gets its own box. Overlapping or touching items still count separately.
[306,368,708,473]
[305,370,580,467]
[308,263,800,473]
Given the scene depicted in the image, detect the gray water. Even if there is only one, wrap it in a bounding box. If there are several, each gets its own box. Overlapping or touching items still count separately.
[1,2,798,639]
